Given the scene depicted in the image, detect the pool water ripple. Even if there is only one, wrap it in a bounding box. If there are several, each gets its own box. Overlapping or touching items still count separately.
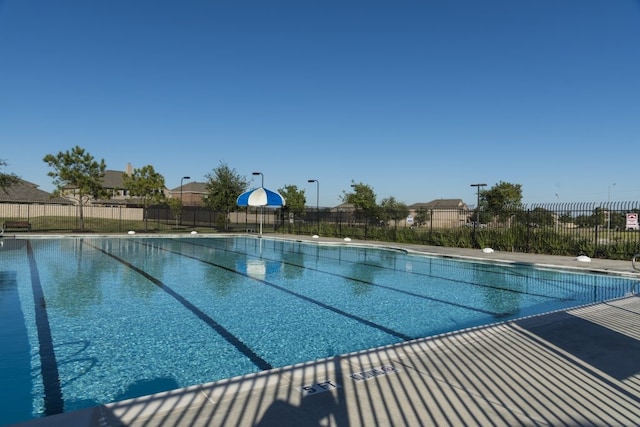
[1,236,637,426]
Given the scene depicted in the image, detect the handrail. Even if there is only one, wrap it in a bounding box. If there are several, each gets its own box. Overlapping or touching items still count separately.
[633,253,640,272]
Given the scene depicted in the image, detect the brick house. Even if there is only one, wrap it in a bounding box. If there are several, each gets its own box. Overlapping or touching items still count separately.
[167,181,208,206]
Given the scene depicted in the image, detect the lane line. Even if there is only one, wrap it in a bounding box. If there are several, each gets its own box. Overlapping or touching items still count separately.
[85,241,273,371]
[27,240,64,416]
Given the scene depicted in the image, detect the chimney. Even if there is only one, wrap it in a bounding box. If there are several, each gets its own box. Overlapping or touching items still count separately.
[126,163,133,175]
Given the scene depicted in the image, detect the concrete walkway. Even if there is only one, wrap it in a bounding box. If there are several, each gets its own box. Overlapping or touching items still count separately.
[11,237,640,426]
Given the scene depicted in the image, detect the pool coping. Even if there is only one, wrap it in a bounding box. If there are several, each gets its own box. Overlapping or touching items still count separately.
[6,234,640,426]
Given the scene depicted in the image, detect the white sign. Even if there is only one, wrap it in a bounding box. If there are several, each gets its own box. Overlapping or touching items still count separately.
[626,213,639,230]
[406,215,413,225]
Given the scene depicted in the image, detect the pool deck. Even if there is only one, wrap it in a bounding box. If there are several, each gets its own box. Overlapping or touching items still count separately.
[10,236,640,427]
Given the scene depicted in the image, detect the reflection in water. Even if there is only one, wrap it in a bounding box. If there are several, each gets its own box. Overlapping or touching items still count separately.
[475,265,524,317]
[246,259,266,279]
[238,258,282,280]
[0,239,27,252]
[281,251,305,280]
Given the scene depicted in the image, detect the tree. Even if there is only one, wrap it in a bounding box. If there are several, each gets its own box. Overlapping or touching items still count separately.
[204,162,248,230]
[122,165,166,231]
[413,207,431,227]
[558,211,573,225]
[167,197,182,227]
[528,207,555,227]
[43,146,108,231]
[342,181,378,223]
[0,160,20,193]
[278,184,306,222]
[380,196,409,228]
[481,181,523,223]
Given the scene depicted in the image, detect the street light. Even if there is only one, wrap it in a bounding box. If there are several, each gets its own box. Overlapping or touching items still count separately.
[252,171,264,187]
[608,183,616,204]
[180,176,190,206]
[180,176,190,225]
[252,172,264,235]
[308,179,319,233]
[470,183,487,227]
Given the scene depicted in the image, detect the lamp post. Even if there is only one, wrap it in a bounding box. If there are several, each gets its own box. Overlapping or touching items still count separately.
[607,182,616,239]
[470,183,486,227]
[252,172,264,235]
[252,171,264,187]
[180,176,190,225]
[308,179,319,234]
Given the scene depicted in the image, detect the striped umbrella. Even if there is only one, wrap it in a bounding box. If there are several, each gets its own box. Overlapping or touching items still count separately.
[236,187,286,208]
[236,187,286,235]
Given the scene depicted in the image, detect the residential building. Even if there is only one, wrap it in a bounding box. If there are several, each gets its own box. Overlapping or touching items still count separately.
[0,178,72,205]
[168,182,208,206]
[408,199,470,228]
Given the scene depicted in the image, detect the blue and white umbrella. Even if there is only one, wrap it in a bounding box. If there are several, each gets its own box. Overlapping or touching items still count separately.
[237,187,286,235]
[236,187,286,208]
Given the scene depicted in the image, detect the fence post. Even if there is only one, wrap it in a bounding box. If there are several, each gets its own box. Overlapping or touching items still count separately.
[526,209,531,253]
[429,209,433,233]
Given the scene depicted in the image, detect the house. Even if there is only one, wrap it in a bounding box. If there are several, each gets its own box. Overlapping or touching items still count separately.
[168,181,208,206]
[0,178,72,205]
[63,164,171,207]
[93,170,131,205]
[329,199,469,228]
[68,169,137,207]
[408,199,469,228]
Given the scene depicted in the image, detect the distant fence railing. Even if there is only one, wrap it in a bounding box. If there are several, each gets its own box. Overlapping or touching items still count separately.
[2,201,640,260]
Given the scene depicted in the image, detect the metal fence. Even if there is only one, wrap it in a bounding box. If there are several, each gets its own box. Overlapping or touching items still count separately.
[2,201,640,260]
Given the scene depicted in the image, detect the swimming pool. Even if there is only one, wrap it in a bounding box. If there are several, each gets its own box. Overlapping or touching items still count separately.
[1,236,637,425]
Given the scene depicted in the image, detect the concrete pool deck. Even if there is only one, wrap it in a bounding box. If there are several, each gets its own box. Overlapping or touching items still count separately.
[10,236,640,426]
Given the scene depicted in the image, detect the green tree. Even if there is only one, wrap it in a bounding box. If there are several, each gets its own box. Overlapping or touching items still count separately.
[481,181,524,223]
[122,165,166,231]
[43,146,108,231]
[528,207,555,227]
[575,208,605,228]
[413,207,431,227]
[204,161,248,230]
[167,197,182,227]
[558,211,573,224]
[278,184,305,222]
[0,160,20,193]
[380,196,409,228]
[342,181,378,223]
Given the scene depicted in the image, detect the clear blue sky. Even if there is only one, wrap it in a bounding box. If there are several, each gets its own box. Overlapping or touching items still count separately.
[1,0,639,208]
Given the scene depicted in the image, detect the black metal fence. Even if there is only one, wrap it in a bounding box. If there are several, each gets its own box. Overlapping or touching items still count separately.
[2,201,640,260]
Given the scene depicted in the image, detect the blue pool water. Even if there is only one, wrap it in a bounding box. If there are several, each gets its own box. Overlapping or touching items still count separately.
[1,236,637,425]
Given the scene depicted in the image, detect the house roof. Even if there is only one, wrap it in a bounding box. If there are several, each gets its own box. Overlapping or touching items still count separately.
[0,179,73,204]
[102,170,125,188]
[170,182,208,193]
[409,199,467,210]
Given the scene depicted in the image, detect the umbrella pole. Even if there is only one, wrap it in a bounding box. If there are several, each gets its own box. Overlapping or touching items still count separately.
[260,206,263,236]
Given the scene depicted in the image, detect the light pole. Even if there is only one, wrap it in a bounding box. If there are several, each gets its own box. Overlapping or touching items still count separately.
[470,183,487,227]
[252,171,264,187]
[252,172,264,235]
[180,176,190,225]
[308,179,319,234]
